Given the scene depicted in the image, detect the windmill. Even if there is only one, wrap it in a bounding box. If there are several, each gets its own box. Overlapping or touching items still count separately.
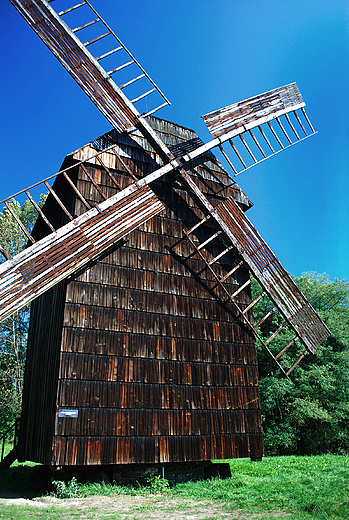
[0,0,329,478]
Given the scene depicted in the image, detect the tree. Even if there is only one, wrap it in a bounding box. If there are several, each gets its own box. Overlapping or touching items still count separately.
[254,273,349,455]
[0,197,45,434]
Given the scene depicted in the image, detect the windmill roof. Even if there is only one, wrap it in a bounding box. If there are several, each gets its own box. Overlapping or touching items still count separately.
[68,116,253,210]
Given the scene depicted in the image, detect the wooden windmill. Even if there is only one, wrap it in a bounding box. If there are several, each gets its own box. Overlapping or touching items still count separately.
[0,0,330,478]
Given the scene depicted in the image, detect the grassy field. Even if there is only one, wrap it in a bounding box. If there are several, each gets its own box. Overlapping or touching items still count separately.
[0,454,348,519]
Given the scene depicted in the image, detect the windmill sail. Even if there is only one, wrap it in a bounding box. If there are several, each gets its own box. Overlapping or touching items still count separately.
[9,0,170,133]
[0,183,164,323]
[215,197,330,354]
[178,170,330,375]
[202,83,305,137]
[202,83,316,176]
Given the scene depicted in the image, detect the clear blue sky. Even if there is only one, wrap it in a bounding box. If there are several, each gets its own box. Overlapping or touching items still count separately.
[1,0,348,280]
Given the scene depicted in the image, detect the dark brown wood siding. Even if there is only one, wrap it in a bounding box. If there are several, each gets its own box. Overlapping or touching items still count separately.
[20,118,263,466]
[18,281,66,463]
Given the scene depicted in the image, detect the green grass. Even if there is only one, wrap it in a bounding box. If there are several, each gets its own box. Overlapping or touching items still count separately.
[0,454,348,519]
[173,455,349,518]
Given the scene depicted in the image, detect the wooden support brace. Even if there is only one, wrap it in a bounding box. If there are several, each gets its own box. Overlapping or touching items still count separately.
[267,121,284,149]
[230,277,252,299]
[0,245,11,261]
[80,163,108,200]
[218,145,238,174]
[4,200,35,244]
[229,139,247,169]
[186,215,211,236]
[242,290,266,315]
[285,113,300,140]
[264,320,287,346]
[258,125,275,153]
[120,73,146,89]
[216,260,244,285]
[131,88,157,103]
[62,172,92,210]
[208,245,233,266]
[301,107,316,133]
[84,31,111,47]
[109,146,139,182]
[275,336,298,360]
[25,190,55,233]
[293,110,308,136]
[276,117,292,144]
[72,18,99,33]
[95,155,123,190]
[197,230,222,250]
[143,102,169,118]
[96,46,123,61]
[239,134,257,162]
[108,60,134,75]
[286,350,308,376]
[44,181,74,220]
[58,2,86,16]
[249,129,266,158]
[254,306,277,329]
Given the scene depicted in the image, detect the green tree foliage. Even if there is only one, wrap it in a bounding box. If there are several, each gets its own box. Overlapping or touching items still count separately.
[0,197,45,435]
[254,273,349,455]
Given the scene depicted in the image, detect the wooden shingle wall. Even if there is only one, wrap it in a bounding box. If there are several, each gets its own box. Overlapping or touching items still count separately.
[20,118,263,466]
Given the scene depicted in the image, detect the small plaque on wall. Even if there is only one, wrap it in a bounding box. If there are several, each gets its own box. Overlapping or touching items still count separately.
[58,408,78,418]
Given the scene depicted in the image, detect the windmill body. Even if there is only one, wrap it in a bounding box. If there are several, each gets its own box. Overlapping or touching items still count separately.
[19,118,264,470]
[0,0,330,476]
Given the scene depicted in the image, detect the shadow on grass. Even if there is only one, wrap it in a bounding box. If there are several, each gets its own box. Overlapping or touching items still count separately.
[0,463,48,498]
